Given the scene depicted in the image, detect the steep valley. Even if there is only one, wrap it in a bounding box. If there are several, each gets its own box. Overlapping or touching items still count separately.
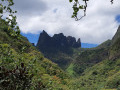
[0,17,120,90]
[36,25,120,89]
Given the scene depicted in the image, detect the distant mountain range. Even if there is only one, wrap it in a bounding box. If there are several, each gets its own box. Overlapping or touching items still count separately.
[21,32,98,48]
[36,30,81,51]
[21,31,98,70]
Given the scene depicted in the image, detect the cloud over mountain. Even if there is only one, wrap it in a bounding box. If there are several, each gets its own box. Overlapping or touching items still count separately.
[13,0,120,44]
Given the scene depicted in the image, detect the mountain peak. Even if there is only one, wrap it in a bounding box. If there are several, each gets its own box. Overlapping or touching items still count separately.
[43,30,46,32]
[77,38,81,44]
[41,30,48,35]
[116,25,120,32]
[53,33,65,38]
[36,31,81,52]
[36,30,51,47]
[112,25,120,44]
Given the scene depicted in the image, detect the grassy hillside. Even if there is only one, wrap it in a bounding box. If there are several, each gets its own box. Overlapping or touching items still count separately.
[0,19,71,89]
[112,25,120,44]
[109,37,120,60]
[69,30,119,77]
[71,58,120,90]
[96,40,111,49]
[69,28,120,90]
[72,40,110,76]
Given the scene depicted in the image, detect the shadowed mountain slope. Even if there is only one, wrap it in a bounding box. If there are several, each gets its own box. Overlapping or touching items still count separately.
[36,30,81,69]
[72,26,120,75]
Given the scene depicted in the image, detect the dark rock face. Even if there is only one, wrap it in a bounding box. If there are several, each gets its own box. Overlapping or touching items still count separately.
[36,30,81,69]
[108,25,120,60]
[67,36,81,48]
[112,25,120,44]
[37,30,52,47]
[36,30,81,51]
[52,33,68,48]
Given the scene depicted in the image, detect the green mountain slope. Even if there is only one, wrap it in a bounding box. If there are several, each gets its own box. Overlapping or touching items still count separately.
[72,26,120,76]
[109,37,120,60]
[1,17,120,90]
[0,19,70,89]
[112,25,120,44]
[69,26,120,90]
[72,58,120,90]
[96,39,111,49]
[73,47,109,75]
[71,39,113,76]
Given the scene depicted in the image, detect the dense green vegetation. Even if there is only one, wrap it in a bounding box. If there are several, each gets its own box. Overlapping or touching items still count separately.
[69,26,120,89]
[109,37,120,60]
[0,0,120,88]
[42,48,75,70]
[1,17,120,89]
[73,41,110,75]
[71,58,120,90]
[0,19,72,89]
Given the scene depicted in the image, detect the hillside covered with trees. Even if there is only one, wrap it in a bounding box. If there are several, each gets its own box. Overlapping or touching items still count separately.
[0,0,120,90]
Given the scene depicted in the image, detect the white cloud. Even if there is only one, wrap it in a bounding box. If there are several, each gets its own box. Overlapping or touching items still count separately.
[14,0,120,44]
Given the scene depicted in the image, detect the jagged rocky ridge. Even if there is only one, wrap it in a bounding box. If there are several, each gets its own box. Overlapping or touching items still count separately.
[36,26,120,76]
[36,30,81,69]
[37,30,81,51]
[109,25,120,60]
[112,25,120,44]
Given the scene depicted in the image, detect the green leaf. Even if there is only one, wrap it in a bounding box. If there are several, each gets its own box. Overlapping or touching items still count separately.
[75,0,78,2]
[69,0,73,2]
[79,5,84,9]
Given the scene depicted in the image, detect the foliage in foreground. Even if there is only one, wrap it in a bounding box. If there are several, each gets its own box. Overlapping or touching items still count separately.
[0,20,71,89]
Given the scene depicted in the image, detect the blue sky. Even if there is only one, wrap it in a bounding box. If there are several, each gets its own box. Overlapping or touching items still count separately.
[12,0,120,44]
[116,15,120,23]
[21,33,40,45]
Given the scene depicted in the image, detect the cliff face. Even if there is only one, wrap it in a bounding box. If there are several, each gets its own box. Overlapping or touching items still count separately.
[36,30,81,69]
[37,30,52,48]
[112,25,120,44]
[37,30,81,51]
[109,26,120,60]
